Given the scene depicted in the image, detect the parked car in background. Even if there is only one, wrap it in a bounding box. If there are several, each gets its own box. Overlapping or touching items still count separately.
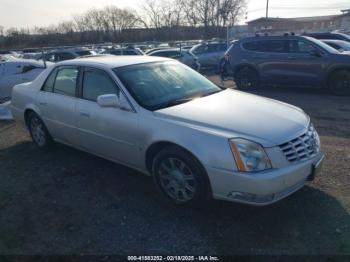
[11,56,324,206]
[0,59,51,100]
[22,48,42,60]
[147,48,200,71]
[222,35,350,95]
[103,48,144,56]
[40,48,96,63]
[190,42,228,69]
[0,54,17,62]
[321,39,350,53]
[304,32,350,43]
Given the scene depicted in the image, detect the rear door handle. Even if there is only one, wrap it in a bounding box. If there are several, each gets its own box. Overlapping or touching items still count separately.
[79,111,90,118]
[39,102,47,106]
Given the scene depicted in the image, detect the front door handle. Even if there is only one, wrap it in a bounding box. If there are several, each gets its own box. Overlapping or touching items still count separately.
[79,111,90,118]
[39,102,47,106]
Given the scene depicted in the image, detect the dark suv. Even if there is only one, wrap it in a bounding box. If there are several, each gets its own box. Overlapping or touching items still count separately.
[222,35,350,95]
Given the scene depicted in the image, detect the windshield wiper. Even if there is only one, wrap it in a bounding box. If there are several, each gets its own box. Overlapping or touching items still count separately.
[199,89,223,98]
[166,97,196,107]
[154,90,223,110]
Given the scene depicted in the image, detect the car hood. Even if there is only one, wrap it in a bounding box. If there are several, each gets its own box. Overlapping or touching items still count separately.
[154,89,309,147]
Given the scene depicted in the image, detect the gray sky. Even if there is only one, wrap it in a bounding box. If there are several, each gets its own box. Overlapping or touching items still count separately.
[0,0,349,29]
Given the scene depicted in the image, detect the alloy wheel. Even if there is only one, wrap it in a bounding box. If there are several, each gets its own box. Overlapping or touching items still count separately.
[158,157,197,203]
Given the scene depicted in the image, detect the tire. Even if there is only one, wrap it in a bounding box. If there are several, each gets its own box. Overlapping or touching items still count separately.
[152,146,211,205]
[27,112,53,149]
[328,70,350,96]
[235,67,259,90]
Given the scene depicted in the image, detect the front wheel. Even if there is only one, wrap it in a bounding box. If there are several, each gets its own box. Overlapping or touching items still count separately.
[328,70,350,96]
[27,112,53,149]
[152,146,211,205]
[235,67,259,90]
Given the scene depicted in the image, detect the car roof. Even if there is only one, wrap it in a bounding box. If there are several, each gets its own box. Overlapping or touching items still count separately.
[57,55,170,68]
[320,39,344,43]
[241,35,309,41]
[149,48,183,53]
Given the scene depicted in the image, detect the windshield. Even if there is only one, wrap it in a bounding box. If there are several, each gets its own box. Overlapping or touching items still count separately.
[306,37,340,54]
[114,61,222,111]
[76,50,92,56]
[336,41,350,51]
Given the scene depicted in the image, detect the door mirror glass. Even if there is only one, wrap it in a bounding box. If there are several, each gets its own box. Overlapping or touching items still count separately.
[97,94,120,108]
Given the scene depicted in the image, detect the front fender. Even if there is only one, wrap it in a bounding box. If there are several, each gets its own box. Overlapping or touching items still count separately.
[140,115,237,173]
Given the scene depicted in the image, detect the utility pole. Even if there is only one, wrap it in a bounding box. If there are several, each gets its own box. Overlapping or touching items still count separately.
[265,0,269,33]
[266,0,269,19]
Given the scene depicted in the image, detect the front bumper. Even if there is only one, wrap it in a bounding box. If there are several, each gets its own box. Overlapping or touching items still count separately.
[206,153,325,206]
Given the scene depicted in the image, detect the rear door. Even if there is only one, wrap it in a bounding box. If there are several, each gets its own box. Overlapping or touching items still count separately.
[38,66,79,145]
[75,67,140,166]
[245,39,290,84]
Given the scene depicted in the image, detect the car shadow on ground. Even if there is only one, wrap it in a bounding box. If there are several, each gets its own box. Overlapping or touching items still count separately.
[0,141,349,255]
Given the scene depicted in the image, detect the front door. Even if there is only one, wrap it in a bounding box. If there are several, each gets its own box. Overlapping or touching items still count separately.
[283,39,325,86]
[75,67,140,167]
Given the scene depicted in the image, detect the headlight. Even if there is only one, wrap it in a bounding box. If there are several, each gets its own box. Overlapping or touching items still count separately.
[229,138,272,172]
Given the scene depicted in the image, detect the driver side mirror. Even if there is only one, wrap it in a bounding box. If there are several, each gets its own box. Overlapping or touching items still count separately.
[97,93,133,112]
[97,94,119,108]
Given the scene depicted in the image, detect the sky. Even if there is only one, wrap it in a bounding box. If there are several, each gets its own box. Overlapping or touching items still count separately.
[0,0,349,29]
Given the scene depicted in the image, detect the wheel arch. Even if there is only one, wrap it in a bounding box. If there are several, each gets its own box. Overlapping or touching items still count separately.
[326,66,350,86]
[233,63,260,78]
[145,140,213,197]
[145,141,203,174]
[24,105,40,127]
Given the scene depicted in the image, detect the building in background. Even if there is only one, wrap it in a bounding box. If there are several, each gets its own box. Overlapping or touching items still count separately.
[229,9,350,39]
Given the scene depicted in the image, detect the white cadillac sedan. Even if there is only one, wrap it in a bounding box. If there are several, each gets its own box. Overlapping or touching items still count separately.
[11,55,325,206]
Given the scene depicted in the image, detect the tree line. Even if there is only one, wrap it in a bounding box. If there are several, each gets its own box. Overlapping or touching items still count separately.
[0,0,247,49]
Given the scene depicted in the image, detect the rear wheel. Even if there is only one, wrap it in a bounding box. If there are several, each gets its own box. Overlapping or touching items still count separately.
[235,67,259,90]
[329,70,350,96]
[27,112,53,149]
[152,146,211,205]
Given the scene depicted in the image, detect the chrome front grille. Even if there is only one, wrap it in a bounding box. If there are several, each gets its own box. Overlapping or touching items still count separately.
[279,125,320,164]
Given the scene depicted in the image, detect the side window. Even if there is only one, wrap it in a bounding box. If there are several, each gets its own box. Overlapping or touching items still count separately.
[265,40,287,53]
[289,40,316,53]
[242,41,257,51]
[22,65,39,74]
[82,69,118,101]
[53,68,78,97]
[207,44,218,53]
[168,51,181,59]
[110,50,122,55]
[151,51,170,57]
[123,50,137,55]
[57,52,75,61]
[193,45,207,54]
[45,53,56,62]
[42,68,58,92]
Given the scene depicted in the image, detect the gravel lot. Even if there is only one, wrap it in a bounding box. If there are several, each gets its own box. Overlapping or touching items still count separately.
[0,78,349,255]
